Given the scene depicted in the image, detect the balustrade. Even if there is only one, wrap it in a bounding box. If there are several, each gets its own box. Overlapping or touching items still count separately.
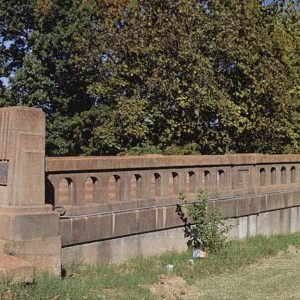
[45,155,300,216]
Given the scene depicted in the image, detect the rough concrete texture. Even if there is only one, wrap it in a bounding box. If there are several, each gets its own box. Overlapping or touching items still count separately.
[0,107,61,276]
[0,107,45,206]
[62,227,187,265]
[62,205,300,265]
[0,253,33,282]
[48,148,300,265]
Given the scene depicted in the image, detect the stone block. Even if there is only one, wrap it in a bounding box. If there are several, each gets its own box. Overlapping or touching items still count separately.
[291,190,300,206]
[113,211,138,237]
[86,215,100,242]
[0,253,33,283]
[12,212,59,241]
[214,199,236,218]
[249,196,262,215]
[60,219,72,246]
[236,197,250,216]
[3,236,61,276]
[156,207,165,230]
[260,194,268,212]
[99,214,113,239]
[283,191,293,208]
[137,208,156,233]
[12,237,61,275]
[267,193,284,211]
[0,214,13,240]
[164,206,182,228]
[71,218,87,245]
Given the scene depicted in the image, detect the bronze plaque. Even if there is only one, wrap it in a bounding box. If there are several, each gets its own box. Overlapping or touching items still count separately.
[0,161,9,186]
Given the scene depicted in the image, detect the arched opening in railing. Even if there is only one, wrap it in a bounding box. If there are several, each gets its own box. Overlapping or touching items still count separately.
[271,167,276,185]
[151,173,161,197]
[291,166,296,183]
[260,168,266,186]
[281,167,287,184]
[108,175,121,201]
[84,177,98,203]
[217,169,225,189]
[203,170,210,189]
[58,177,73,205]
[45,178,55,206]
[169,172,179,195]
[130,174,142,199]
[186,171,196,193]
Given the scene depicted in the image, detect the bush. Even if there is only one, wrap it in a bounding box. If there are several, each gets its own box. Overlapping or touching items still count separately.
[176,189,232,253]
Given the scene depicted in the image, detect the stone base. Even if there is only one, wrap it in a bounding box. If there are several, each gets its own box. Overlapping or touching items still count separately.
[62,206,300,266]
[0,253,33,283]
[0,237,61,275]
[62,227,188,265]
[0,205,61,275]
[228,206,300,239]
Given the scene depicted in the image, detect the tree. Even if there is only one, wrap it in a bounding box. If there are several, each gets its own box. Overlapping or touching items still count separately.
[0,0,299,155]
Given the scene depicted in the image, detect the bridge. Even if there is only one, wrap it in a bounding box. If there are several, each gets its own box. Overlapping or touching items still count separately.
[1,106,300,278]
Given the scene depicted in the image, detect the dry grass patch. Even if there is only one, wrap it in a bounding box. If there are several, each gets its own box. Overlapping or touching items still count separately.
[194,247,300,300]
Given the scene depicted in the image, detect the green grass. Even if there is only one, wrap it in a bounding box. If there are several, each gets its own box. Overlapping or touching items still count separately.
[2,232,300,299]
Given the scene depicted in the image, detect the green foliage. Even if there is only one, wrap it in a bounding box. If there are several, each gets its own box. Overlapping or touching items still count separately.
[177,189,232,253]
[164,143,200,155]
[120,144,162,156]
[0,0,299,155]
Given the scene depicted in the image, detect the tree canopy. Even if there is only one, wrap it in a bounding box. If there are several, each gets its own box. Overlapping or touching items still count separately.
[0,0,299,155]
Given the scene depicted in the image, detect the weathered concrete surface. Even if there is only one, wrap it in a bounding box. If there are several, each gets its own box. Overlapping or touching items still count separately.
[62,227,187,265]
[62,205,300,265]
[46,154,300,172]
[0,107,45,206]
[0,107,61,276]
[0,253,33,282]
[46,151,300,265]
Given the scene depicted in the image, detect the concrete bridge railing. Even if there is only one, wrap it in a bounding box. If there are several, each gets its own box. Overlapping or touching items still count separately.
[46,153,300,264]
[46,155,300,215]
[2,106,300,272]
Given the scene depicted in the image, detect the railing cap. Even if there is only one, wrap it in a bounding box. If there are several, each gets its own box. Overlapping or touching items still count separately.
[45,154,300,173]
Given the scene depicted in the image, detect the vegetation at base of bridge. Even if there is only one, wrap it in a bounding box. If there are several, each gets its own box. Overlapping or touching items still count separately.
[2,232,300,299]
[0,1,299,156]
[177,189,233,253]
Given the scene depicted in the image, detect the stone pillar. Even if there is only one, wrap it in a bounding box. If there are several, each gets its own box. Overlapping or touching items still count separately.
[0,107,61,275]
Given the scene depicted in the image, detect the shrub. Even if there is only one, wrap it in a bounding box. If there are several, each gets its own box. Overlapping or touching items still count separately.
[176,189,232,253]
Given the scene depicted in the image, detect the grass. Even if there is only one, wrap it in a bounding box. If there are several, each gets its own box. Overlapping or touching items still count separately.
[196,251,300,299]
[2,232,300,299]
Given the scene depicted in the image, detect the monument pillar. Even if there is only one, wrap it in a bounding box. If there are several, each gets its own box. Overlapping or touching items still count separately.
[0,107,61,275]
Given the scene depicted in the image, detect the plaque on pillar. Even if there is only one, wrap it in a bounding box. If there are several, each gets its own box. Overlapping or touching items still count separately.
[0,160,8,186]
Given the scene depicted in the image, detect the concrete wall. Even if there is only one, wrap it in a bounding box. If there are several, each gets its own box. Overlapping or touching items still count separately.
[45,154,300,264]
[62,206,300,265]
